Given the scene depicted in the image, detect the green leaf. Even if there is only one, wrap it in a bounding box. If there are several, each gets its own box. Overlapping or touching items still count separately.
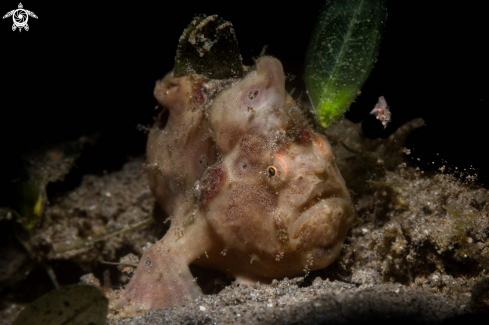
[12,284,108,325]
[174,15,244,79]
[305,0,387,128]
[8,140,83,234]
[11,180,45,232]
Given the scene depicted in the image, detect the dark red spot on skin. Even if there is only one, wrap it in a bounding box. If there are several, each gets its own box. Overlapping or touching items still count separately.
[274,139,290,154]
[299,128,312,143]
[199,165,226,207]
[193,82,204,102]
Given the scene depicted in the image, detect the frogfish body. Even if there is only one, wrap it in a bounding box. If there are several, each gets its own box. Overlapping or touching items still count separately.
[112,56,353,313]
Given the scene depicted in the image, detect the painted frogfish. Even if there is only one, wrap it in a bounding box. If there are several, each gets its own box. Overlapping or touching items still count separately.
[112,15,353,314]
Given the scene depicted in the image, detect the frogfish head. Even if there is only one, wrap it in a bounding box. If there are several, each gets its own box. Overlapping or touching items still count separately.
[198,56,353,278]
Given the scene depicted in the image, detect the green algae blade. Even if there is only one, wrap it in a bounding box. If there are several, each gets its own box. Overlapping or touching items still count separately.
[305,0,386,128]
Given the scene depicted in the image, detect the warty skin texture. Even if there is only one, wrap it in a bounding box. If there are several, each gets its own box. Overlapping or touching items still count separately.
[112,57,353,314]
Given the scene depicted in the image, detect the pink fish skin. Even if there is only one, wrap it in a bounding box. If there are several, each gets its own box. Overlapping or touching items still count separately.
[112,57,353,314]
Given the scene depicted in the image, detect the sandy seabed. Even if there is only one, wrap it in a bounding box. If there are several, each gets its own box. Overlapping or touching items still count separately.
[2,118,488,324]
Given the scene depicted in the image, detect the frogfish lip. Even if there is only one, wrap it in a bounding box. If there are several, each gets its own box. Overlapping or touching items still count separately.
[289,191,351,241]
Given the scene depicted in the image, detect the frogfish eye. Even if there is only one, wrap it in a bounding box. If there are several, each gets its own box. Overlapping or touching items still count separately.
[267,165,277,177]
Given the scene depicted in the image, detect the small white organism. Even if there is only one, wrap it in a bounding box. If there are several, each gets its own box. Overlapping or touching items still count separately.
[370,96,392,129]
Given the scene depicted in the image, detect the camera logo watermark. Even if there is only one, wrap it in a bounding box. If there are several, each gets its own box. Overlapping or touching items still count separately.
[3,3,37,32]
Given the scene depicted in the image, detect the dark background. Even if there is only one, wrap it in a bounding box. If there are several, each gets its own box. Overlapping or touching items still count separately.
[1,0,488,187]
